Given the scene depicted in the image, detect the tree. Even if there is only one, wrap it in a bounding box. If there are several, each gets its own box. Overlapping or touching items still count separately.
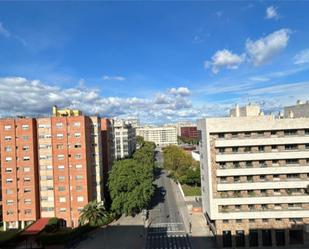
[136,136,145,147]
[79,201,108,227]
[108,159,154,216]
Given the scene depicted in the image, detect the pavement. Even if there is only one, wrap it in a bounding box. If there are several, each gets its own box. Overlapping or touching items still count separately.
[73,214,145,249]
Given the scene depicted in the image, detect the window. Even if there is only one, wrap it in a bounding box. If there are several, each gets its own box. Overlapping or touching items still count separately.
[22,135,29,141]
[22,124,29,130]
[23,167,30,172]
[7,210,14,215]
[74,133,81,138]
[58,186,65,191]
[271,131,277,136]
[4,125,12,130]
[262,219,268,223]
[24,188,31,193]
[56,122,63,128]
[58,165,65,170]
[56,144,64,149]
[220,177,227,183]
[22,146,30,151]
[5,168,13,173]
[60,208,66,212]
[6,200,13,205]
[76,175,83,180]
[77,196,84,202]
[24,209,31,215]
[57,155,65,160]
[284,130,297,136]
[73,122,81,127]
[271,145,277,150]
[305,129,309,135]
[244,147,251,152]
[76,186,83,191]
[285,144,297,150]
[75,154,82,159]
[24,199,31,204]
[76,164,82,169]
[57,133,64,139]
[260,175,266,181]
[6,189,13,194]
[4,136,12,141]
[247,176,253,182]
[232,147,238,152]
[258,146,264,152]
[236,219,242,223]
[59,197,66,203]
[24,177,31,182]
[286,159,298,165]
[23,156,30,161]
[249,219,255,223]
[4,146,11,152]
[74,144,82,148]
[5,157,12,162]
[223,220,229,224]
[218,133,225,139]
[58,176,65,181]
[244,132,250,137]
[248,205,254,210]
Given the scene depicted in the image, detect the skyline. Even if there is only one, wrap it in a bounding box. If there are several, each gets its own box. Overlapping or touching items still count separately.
[1,2,309,123]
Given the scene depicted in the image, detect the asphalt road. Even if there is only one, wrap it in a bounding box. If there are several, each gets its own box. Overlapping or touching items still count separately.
[146,150,192,249]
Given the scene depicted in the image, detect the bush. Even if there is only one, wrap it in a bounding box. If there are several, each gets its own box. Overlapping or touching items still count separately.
[0,230,21,247]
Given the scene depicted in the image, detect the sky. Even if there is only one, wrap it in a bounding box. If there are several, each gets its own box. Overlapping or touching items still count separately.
[1,1,309,124]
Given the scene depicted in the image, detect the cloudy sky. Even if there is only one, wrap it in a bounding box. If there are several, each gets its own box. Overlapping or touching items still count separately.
[1,2,309,123]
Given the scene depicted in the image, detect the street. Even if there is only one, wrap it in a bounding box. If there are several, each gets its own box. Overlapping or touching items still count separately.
[146,149,192,249]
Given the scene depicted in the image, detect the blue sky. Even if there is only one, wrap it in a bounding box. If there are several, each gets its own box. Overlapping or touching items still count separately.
[1,1,309,123]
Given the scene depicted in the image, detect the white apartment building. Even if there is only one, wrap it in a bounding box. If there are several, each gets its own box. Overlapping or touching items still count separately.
[136,126,177,147]
[113,119,136,159]
[197,104,309,248]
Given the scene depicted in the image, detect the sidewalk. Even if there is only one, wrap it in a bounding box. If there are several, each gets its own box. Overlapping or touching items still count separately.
[170,180,216,249]
[74,214,145,249]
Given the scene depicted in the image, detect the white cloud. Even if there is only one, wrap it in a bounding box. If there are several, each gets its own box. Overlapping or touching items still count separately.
[102,75,126,81]
[0,77,197,123]
[169,87,191,96]
[0,22,10,37]
[205,49,245,74]
[265,6,279,20]
[246,29,290,66]
[294,49,309,65]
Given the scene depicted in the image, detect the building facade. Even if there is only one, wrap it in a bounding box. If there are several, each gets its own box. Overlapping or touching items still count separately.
[197,105,309,248]
[0,108,113,229]
[0,118,40,230]
[284,100,309,118]
[180,126,198,139]
[113,120,136,159]
[136,126,177,147]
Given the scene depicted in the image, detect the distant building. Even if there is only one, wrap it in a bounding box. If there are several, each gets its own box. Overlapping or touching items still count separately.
[113,119,136,159]
[125,118,140,128]
[136,126,177,147]
[284,100,309,118]
[180,126,198,139]
[198,104,309,247]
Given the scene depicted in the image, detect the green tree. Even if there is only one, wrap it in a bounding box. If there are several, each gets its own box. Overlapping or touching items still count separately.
[78,201,108,227]
[108,159,154,216]
[136,136,145,147]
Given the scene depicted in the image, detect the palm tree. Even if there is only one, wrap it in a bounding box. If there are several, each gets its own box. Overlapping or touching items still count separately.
[79,201,108,227]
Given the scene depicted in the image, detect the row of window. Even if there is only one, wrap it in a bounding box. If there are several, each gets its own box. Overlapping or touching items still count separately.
[6,177,31,183]
[4,156,31,162]
[40,175,83,181]
[221,217,304,224]
[40,164,83,170]
[4,124,29,131]
[4,145,30,152]
[220,203,305,212]
[5,167,31,173]
[215,129,309,139]
[218,173,308,183]
[217,144,309,154]
[3,135,31,141]
[6,188,31,194]
[219,188,306,198]
[59,196,84,203]
[6,209,32,215]
[7,199,32,205]
[218,159,309,169]
[38,132,81,139]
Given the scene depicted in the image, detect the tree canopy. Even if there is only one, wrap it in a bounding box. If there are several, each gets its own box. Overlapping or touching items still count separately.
[108,141,155,216]
[79,201,108,227]
[163,145,200,186]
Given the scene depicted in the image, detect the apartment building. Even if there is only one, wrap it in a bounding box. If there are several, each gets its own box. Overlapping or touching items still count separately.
[197,104,309,248]
[0,107,113,229]
[0,118,40,230]
[136,126,177,147]
[113,119,136,159]
[180,126,198,139]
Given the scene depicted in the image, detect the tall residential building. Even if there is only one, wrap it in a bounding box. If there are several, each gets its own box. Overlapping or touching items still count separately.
[197,104,309,248]
[0,107,113,229]
[136,126,177,147]
[113,119,136,159]
[284,100,309,118]
[0,118,40,230]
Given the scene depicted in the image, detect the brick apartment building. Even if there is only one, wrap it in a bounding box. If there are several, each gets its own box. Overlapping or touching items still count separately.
[197,104,309,248]
[0,107,114,229]
[180,126,198,139]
